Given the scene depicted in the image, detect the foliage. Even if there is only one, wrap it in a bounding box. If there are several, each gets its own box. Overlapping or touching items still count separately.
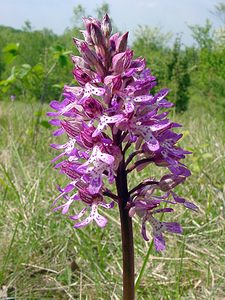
[189,19,214,50]
[95,2,110,20]
[0,26,75,101]
[133,25,172,51]
[71,4,86,28]
[167,36,191,112]
[211,1,225,24]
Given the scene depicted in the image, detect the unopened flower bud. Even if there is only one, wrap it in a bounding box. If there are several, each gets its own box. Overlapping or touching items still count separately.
[129,206,136,217]
[116,32,129,52]
[90,23,104,46]
[73,67,91,86]
[158,174,185,191]
[73,38,94,61]
[82,17,94,36]
[71,55,88,69]
[82,97,103,118]
[110,32,120,51]
[101,14,112,38]
[80,29,93,44]
[112,50,133,73]
[73,39,105,75]
[80,125,102,148]
[104,75,122,91]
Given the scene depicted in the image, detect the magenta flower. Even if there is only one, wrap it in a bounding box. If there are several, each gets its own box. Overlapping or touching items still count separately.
[48,14,197,299]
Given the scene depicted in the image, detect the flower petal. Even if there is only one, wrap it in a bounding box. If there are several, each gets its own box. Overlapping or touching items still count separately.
[92,114,124,137]
[70,207,87,220]
[85,82,105,96]
[94,213,108,227]
[164,222,183,234]
[141,220,149,241]
[99,201,114,209]
[74,216,92,228]
[88,173,102,194]
[184,201,198,211]
[154,233,166,251]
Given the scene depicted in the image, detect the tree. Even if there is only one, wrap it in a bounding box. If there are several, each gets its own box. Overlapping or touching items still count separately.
[211,2,225,24]
[71,4,86,28]
[167,36,191,112]
[133,25,172,51]
[95,2,110,20]
[211,2,225,48]
[22,20,33,32]
[189,19,214,49]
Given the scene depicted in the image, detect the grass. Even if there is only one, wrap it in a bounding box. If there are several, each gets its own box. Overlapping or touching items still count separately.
[0,99,224,299]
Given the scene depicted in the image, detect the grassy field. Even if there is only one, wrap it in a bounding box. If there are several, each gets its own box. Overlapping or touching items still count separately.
[0,99,225,299]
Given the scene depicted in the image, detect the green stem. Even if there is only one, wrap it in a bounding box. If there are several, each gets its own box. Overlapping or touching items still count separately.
[135,240,154,291]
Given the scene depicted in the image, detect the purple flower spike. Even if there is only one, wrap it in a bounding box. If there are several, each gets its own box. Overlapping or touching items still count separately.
[49,14,195,252]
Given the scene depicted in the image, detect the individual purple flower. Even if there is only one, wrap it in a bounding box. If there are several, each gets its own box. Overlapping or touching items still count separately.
[128,184,194,251]
[70,190,114,228]
[10,95,16,101]
[143,215,183,252]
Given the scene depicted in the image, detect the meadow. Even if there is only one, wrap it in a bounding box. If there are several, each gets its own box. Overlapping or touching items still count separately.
[1,3,225,298]
[0,96,224,299]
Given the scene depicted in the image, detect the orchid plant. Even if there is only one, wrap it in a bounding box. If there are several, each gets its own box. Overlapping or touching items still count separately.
[48,14,197,300]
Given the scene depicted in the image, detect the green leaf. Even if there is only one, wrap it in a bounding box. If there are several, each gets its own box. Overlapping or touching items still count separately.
[3,43,20,64]
[17,64,31,79]
[32,63,44,74]
[58,55,68,67]
[3,43,20,55]
[40,120,51,129]
[34,111,43,117]
[52,83,64,90]
[54,44,63,52]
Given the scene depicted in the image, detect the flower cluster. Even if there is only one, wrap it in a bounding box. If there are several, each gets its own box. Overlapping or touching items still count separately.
[48,15,197,251]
